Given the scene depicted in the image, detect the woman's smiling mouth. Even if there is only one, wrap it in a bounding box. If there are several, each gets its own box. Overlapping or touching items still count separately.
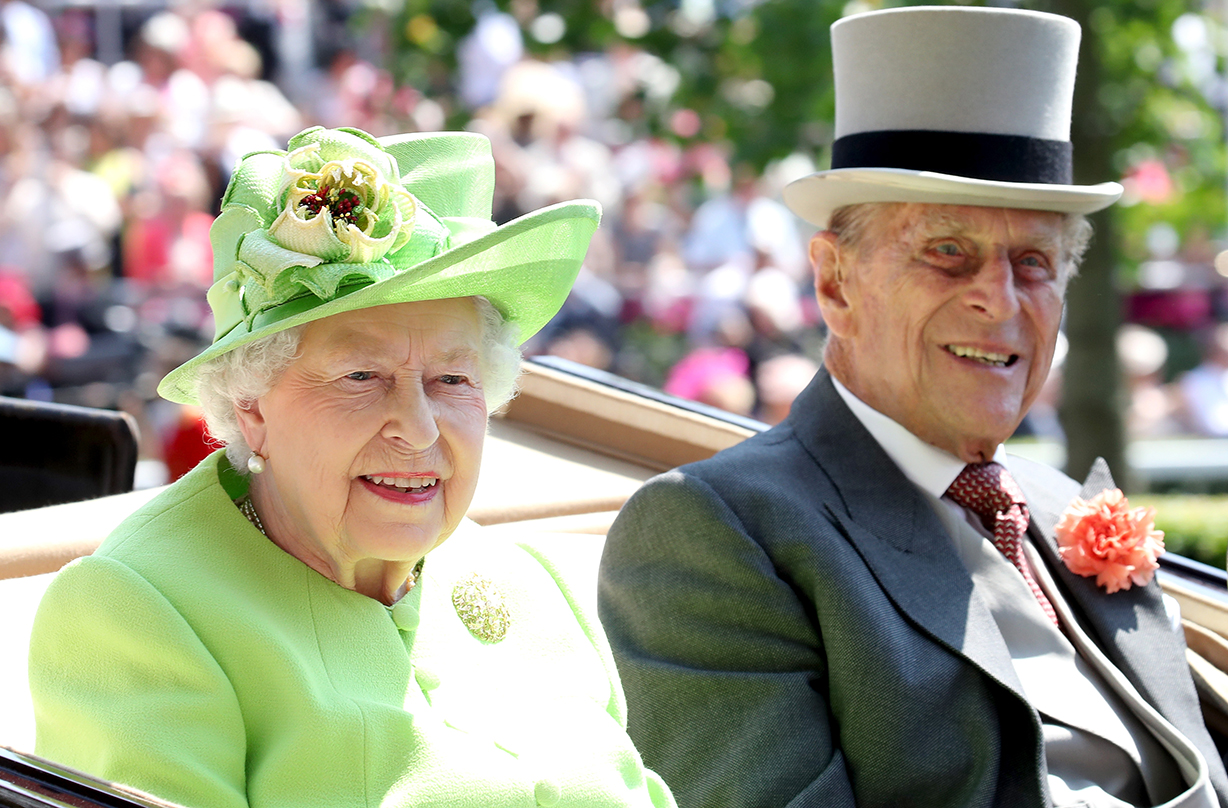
[363,475,438,491]
[359,475,440,503]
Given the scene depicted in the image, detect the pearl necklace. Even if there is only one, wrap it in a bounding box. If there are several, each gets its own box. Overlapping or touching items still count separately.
[237,496,425,594]
[238,496,266,536]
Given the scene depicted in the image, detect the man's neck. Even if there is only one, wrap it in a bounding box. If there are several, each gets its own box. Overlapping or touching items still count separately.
[829,374,1008,500]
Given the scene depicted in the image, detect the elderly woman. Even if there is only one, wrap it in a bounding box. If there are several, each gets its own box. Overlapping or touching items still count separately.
[29,127,675,808]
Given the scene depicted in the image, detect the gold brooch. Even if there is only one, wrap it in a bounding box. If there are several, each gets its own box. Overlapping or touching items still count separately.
[451,573,509,643]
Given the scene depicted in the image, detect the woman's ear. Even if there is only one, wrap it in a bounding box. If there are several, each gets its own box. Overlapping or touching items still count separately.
[234,398,268,457]
[811,232,854,338]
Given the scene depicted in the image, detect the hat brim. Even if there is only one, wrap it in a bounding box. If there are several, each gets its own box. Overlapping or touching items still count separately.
[158,199,600,404]
[783,167,1123,228]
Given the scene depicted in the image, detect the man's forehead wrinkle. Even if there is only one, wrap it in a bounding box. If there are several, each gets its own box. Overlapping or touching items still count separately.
[884,205,970,247]
[901,204,1063,252]
[914,206,968,234]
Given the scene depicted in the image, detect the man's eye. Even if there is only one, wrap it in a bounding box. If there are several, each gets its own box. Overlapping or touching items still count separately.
[347,371,374,381]
[439,374,466,385]
[935,243,960,257]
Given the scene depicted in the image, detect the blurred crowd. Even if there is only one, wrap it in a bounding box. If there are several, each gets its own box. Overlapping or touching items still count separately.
[0,0,1226,487]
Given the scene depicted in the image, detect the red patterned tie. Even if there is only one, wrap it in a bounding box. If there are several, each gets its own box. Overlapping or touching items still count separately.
[946,462,1060,628]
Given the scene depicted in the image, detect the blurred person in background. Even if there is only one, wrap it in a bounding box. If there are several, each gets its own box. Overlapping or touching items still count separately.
[1118,324,1182,439]
[122,149,214,289]
[0,269,45,396]
[133,11,210,150]
[754,353,817,426]
[0,0,59,86]
[1179,321,1228,437]
[663,345,755,417]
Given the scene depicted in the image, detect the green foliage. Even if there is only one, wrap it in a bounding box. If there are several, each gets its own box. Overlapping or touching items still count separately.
[384,0,1228,255]
[1050,0,1228,272]
[1135,494,1228,570]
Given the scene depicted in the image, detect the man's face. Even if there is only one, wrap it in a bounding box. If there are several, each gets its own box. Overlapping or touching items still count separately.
[813,203,1067,463]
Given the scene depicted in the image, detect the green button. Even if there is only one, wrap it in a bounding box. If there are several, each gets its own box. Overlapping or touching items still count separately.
[390,600,419,632]
[534,779,560,807]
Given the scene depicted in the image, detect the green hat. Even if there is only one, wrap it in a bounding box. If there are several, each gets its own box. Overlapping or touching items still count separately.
[158,126,601,404]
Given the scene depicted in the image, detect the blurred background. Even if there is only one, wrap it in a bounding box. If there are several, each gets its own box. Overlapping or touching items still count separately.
[0,0,1226,562]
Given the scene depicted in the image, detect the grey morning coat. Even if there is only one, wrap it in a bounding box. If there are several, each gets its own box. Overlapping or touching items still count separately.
[600,369,1228,808]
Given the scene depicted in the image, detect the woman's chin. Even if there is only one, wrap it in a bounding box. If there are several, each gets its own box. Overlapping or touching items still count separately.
[349,524,442,568]
[343,484,459,561]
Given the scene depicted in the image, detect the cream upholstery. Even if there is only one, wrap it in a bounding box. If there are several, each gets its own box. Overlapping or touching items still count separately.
[0,571,55,752]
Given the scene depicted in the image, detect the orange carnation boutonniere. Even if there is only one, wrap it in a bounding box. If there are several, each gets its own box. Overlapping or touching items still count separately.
[1054,489,1165,594]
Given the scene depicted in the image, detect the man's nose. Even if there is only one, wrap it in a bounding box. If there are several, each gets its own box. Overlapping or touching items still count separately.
[964,252,1020,321]
[381,383,440,449]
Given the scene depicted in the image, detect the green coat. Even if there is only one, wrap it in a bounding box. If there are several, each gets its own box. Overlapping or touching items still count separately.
[30,451,674,808]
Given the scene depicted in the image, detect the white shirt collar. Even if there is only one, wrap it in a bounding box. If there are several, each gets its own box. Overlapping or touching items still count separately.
[830,375,1008,499]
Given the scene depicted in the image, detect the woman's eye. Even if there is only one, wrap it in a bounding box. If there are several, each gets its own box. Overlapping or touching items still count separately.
[439,374,466,386]
[346,371,374,381]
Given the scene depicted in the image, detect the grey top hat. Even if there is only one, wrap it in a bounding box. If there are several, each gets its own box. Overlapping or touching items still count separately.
[783,6,1123,228]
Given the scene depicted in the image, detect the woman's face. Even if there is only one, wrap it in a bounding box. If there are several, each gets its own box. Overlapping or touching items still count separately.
[239,298,489,574]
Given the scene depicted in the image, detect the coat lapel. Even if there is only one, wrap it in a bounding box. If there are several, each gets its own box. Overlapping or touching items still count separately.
[1013,456,1197,735]
[789,370,1027,701]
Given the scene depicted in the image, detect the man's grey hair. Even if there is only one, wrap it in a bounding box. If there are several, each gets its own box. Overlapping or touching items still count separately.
[827,202,1093,282]
[196,296,522,470]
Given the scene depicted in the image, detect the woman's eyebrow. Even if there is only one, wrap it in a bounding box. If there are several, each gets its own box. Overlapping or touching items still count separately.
[316,332,480,367]
[434,346,480,366]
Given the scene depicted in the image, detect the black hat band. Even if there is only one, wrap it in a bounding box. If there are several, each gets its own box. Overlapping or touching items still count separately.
[831,130,1073,185]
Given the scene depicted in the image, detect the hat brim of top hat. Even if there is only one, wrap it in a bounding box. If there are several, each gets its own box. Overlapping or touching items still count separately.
[158,198,601,405]
[783,167,1123,229]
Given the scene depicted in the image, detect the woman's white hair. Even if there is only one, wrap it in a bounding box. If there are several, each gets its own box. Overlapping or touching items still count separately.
[196,296,522,470]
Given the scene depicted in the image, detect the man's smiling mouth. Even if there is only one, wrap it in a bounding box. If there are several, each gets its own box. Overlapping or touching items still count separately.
[944,345,1018,368]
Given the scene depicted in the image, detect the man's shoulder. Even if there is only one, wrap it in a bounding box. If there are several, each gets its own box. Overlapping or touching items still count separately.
[615,417,851,541]
[671,419,831,495]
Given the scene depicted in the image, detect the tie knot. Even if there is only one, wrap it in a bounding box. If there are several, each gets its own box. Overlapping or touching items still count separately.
[945,462,1057,627]
[946,462,1028,531]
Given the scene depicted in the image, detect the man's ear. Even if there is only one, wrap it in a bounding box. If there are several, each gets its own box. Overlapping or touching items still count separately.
[811,232,854,338]
[234,398,268,457]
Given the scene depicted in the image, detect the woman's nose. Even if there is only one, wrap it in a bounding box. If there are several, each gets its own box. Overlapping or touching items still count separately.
[380,384,440,449]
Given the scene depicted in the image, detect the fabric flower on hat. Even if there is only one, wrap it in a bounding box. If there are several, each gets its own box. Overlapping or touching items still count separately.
[267,142,416,264]
[1054,488,1165,594]
[218,126,439,328]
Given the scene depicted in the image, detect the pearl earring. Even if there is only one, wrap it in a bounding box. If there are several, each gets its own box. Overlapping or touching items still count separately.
[247,452,266,475]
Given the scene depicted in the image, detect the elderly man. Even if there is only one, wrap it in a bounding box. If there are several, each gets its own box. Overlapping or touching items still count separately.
[599,7,1228,808]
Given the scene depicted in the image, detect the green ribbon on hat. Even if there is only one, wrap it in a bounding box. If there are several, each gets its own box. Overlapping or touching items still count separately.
[207,126,489,341]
